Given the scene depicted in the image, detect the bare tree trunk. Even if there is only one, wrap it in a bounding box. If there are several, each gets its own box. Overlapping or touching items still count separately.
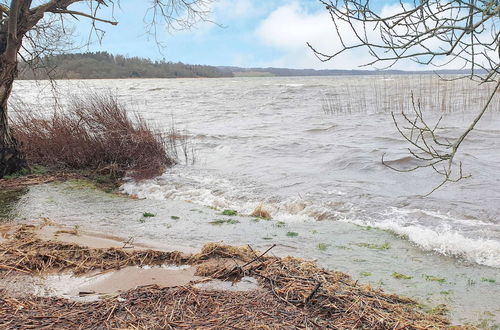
[0,0,28,178]
[0,57,26,178]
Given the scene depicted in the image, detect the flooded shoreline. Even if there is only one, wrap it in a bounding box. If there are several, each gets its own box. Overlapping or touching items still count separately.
[5,76,500,327]
[1,181,498,326]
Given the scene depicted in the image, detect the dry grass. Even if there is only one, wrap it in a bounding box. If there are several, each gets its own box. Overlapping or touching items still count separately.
[0,225,188,275]
[0,225,463,329]
[251,204,272,220]
[11,92,174,180]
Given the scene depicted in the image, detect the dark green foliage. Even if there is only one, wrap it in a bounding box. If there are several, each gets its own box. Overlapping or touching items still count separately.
[19,52,233,79]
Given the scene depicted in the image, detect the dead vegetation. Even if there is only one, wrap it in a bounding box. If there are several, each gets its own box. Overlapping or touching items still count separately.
[0,225,188,275]
[10,92,175,180]
[0,225,461,329]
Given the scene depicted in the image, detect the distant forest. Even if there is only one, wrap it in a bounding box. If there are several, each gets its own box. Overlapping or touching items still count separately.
[18,52,234,79]
[17,52,472,80]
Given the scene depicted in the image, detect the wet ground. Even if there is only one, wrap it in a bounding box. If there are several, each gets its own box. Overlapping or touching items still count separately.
[1,181,498,327]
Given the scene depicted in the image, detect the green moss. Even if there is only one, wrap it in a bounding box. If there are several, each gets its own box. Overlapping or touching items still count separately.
[317,243,330,251]
[170,216,180,220]
[142,212,155,218]
[360,271,372,277]
[355,242,390,250]
[274,221,286,228]
[221,209,237,216]
[423,275,446,283]
[286,231,299,237]
[209,219,240,225]
[439,290,452,295]
[392,272,413,280]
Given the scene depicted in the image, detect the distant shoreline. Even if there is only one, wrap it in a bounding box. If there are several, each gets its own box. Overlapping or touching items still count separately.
[17,71,469,81]
[18,51,476,80]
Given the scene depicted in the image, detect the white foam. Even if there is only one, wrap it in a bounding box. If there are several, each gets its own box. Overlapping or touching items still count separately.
[342,217,500,268]
[121,171,500,268]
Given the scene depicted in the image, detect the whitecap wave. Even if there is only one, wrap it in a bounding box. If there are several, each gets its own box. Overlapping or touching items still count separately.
[342,217,500,268]
[121,169,500,268]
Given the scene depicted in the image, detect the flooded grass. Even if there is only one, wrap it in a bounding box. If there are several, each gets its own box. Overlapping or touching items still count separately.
[286,231,299,237]
[480,278,496,283]
[221,209,237,216]
[355,242,391,250]
[142,212,156,218]
[392,272,413,280]
[424,275,446,283]
[317,243,329,251]
[209,219,240,225]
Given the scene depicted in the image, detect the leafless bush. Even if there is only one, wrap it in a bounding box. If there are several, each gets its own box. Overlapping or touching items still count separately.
[10,92,176,180]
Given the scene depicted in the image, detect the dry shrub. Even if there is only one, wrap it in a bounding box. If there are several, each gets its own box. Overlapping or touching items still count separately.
[11,92,174,179]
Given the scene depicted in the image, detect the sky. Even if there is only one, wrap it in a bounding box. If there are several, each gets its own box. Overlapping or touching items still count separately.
[68,0,424,70]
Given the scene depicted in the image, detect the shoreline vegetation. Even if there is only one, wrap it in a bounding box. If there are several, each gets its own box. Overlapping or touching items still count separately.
[17,52,478,80]
[10,92,182,182]
[0,221,457,329]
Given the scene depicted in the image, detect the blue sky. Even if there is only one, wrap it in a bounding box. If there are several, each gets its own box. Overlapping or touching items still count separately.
[70,0,400,69]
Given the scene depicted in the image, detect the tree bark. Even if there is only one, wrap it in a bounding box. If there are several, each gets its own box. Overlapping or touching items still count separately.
[0,57,26,178]
[0,1,28,178]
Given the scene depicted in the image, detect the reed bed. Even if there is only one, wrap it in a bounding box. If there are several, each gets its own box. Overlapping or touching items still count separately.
[322,75,500,115]
[0,225,461,329]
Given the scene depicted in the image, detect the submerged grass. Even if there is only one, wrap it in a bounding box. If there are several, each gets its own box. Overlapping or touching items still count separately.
[392,272,413,280]
[209,219,240,226]
[355,242,391,250]
[317,243,329,251]
[424,275,446,283]
[221,209,237,216]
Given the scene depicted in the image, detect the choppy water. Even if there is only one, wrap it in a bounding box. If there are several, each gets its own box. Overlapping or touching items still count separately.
[9,76,500,325]
[14,76,500,268]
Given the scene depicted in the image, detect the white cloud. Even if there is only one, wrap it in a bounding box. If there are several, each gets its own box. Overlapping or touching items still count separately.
[254,2,435,70]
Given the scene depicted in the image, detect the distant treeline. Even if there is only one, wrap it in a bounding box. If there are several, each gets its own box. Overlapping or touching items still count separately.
[218,66,476,77]
[18,51,475,80]
[18,52,234,79]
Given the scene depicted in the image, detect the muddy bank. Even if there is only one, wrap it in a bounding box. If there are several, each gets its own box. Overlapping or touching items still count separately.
[0,222,456,329]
